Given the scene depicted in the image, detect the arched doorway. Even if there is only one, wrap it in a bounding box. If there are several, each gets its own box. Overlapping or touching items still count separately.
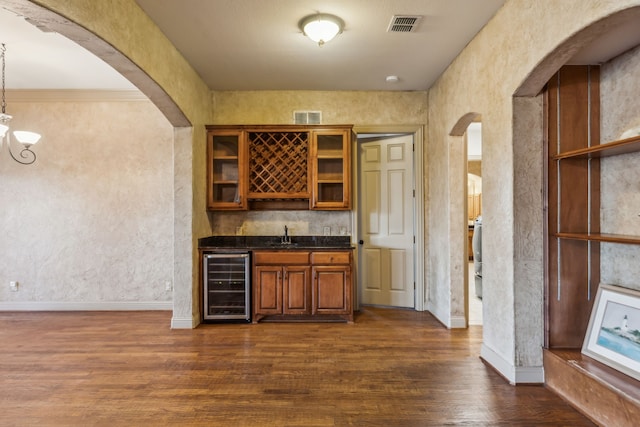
[450,113,481,328]
[1,0,200,328]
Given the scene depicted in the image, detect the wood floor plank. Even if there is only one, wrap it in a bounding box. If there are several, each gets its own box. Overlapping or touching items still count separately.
[0,307,594,426]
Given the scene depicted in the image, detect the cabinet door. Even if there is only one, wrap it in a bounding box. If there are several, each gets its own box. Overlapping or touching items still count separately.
[283,266,311,315]
[254,266,282,315]
[310,129,351,210]
[207,130,248,210]
[312,266,351,314]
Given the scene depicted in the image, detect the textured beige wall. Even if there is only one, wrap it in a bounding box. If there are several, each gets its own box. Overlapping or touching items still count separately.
[0,97,174,307]
[600,44,640,291]
[212,91,427,125]
[427,0,640,381]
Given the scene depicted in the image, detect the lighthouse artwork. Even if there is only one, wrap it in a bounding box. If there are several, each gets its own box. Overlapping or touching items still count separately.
[582,284,640,382]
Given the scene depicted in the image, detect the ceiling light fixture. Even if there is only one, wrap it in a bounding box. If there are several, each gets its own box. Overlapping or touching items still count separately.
[299,13,344,47]
[0,43,41,165]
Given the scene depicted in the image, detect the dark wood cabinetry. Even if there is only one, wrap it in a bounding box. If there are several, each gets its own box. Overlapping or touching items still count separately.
[206,131,248,210]
[253,249,353,322]
[310,130,351,209]
[206,125,352,211]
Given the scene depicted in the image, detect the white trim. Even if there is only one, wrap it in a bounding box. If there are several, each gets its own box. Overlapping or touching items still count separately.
[171,317,197,329]
[480,343,544,384]
[427,299,451,327]
[0,301,172,311]
[7,89,147,102]
[481,343,516,383]
[450,315,466,328]
[413,127,425,311]
[515,366,544,384]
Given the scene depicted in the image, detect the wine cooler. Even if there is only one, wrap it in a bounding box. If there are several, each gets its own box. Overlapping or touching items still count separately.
[203,253,250,322]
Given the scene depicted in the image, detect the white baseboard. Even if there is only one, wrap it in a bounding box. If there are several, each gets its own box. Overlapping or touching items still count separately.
[450,315,466,328]
[481,343,544,384]
[426,300,450,327]
[0,301,172,311]
[171,316,198,329]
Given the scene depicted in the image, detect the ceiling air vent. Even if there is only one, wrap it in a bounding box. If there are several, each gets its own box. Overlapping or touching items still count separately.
[387,15,423,33]
[294,110,322,125]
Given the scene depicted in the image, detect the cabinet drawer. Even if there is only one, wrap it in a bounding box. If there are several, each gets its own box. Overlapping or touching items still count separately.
[311,251,350,265]
[253,251,310,265]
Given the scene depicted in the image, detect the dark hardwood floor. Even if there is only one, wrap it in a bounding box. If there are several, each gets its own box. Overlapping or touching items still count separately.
[0,307,593,426]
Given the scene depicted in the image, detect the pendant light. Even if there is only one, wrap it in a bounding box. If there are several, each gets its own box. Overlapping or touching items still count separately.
[0,43,41,165]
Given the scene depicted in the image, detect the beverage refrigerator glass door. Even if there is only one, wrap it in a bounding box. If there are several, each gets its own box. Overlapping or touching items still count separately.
[203,253,251,321]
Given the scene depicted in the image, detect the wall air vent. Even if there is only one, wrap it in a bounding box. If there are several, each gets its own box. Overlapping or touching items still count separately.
[293,110,322,125]
[387,15,423,33]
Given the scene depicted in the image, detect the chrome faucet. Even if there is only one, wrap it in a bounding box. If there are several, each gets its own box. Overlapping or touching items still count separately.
[281,225,291,244]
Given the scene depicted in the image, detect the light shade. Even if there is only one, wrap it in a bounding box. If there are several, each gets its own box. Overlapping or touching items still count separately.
[300,14,344,46]
[13,130,42,145]
[0,123,8,138]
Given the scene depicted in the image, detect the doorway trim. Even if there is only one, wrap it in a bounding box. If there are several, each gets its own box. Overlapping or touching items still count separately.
[353,125,425,311]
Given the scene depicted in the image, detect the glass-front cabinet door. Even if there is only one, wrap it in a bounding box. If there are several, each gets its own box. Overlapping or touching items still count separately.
[310,129,351,210]
[206,130,247,210]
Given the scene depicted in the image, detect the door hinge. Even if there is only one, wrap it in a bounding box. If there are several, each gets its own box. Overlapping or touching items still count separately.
[413,236,416,244]
[413,189,415,198]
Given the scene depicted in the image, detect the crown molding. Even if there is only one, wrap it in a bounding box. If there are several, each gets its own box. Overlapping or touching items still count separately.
[6,89,148,102]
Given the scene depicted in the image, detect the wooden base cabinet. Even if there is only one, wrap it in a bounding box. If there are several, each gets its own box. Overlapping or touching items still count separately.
[254,265,311,316]
[253,250,353,323]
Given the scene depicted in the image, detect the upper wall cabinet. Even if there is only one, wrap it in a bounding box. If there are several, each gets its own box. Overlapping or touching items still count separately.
[206,125,353,211]
[310,129,352,210]
[206,130,248,210]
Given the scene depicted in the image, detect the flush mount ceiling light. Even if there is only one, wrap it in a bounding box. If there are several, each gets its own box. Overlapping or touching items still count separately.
[0,43,42,165]
[299,13,344,46]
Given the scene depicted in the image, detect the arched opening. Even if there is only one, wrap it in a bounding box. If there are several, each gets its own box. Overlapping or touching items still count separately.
[449,112,481,328]
[0,1,194,326]
[509,3,640,397]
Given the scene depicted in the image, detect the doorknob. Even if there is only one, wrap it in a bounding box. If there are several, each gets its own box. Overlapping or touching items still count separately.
[358,240,364,245]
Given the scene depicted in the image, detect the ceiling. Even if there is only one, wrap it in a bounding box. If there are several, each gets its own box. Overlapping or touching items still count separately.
[1,1,640,91]
[134,0,506,91]
[0,5,135,89]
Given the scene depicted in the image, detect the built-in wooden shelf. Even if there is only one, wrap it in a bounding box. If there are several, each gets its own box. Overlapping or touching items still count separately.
[553,135,640,160]
[555,232,640,245]
[544,349,640,426]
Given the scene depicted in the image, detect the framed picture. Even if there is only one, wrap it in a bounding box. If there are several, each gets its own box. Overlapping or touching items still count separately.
[582,284,640,382]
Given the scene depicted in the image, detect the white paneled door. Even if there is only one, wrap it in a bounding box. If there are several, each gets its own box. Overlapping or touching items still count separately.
[358,134,415,308]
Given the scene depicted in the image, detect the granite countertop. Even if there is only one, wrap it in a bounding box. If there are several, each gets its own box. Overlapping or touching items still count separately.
[198,235,354,250]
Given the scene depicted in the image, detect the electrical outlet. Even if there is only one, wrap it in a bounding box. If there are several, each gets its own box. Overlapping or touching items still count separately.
[9,281,19,292]
[165,281,172,291]
[323,226,331,236]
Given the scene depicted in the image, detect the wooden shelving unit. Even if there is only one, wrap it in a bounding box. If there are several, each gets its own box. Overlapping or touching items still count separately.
[553,134,640,159]
[545,65,640,426]
[555,232,640,245]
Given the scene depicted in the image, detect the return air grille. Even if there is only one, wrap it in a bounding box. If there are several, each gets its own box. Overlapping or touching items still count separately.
[294,110,322,125]
[387,15,423,33]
